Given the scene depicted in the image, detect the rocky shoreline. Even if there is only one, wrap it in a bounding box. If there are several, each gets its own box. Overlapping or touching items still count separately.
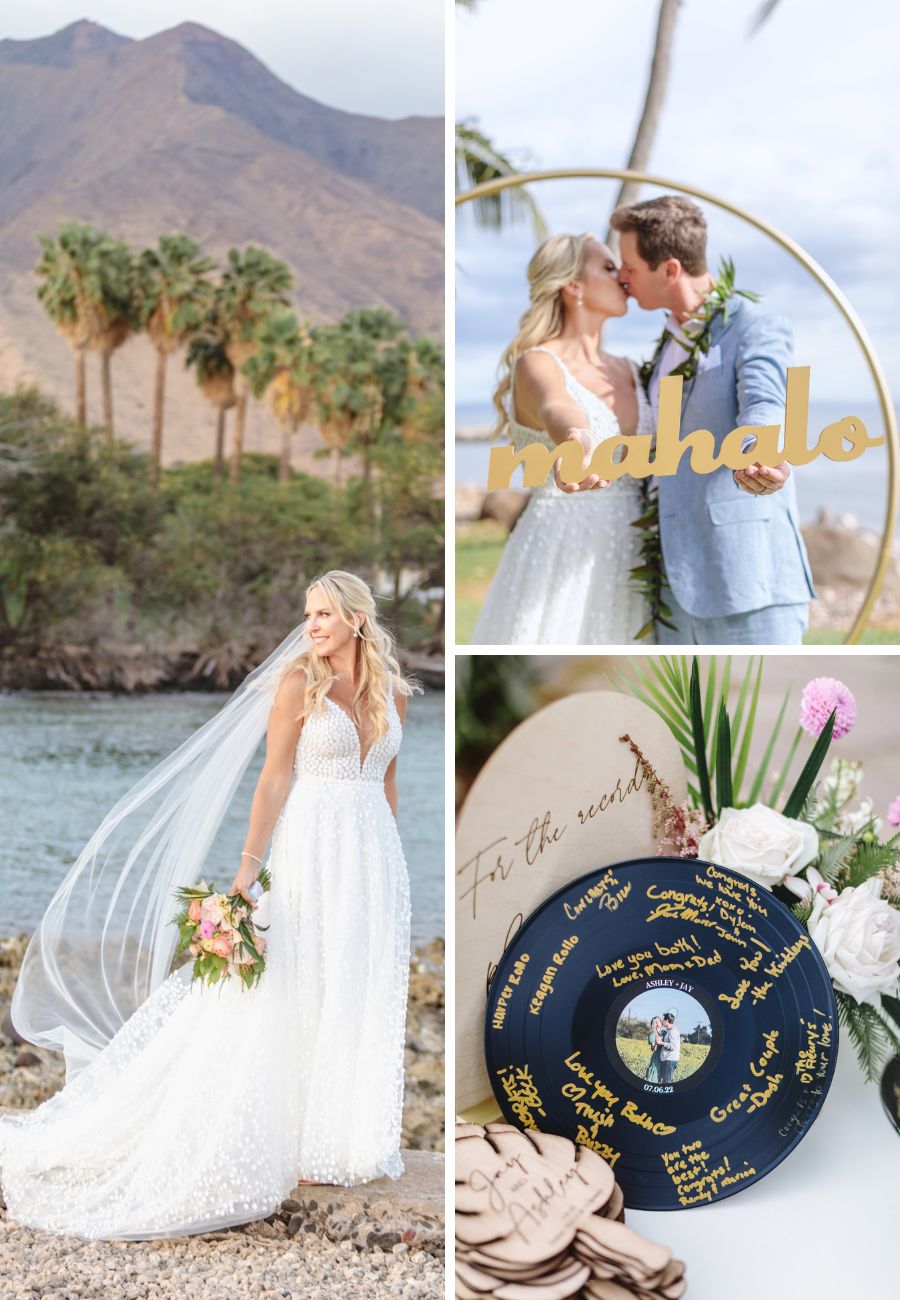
[0,934,444,1298]
[0,644,445,693]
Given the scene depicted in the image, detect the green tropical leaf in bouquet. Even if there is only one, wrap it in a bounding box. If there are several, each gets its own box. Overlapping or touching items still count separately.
[783,710,837,819]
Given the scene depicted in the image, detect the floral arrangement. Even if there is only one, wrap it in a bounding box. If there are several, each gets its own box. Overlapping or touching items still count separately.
[615,656,900,1084]
[171,867,270,990]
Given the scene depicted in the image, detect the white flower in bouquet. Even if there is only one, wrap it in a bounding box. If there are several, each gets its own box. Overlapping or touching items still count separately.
[821,757,863,807]
[698,803,819,892]
[836,797,881,838]
[806,871,900,1007]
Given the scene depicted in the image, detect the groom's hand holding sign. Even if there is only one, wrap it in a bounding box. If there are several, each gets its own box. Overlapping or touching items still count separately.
[734,461,791,495]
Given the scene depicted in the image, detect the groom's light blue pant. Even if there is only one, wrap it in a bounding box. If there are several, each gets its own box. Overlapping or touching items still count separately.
[657,588,809,646]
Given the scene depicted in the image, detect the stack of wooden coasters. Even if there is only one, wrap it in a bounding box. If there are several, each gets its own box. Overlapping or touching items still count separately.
[455,1123,686,1299]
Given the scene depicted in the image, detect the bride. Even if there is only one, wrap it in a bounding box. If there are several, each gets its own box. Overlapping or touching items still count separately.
[0,570,419,1240]
[471,233,655,646]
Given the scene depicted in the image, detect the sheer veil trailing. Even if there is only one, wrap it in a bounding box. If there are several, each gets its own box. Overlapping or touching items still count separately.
[12,620,311,1080]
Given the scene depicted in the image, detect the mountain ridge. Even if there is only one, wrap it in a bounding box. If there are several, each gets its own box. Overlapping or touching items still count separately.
[0,19,443,463]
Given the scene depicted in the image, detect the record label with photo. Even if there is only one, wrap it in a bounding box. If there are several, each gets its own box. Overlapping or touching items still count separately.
[483,856,837,1211]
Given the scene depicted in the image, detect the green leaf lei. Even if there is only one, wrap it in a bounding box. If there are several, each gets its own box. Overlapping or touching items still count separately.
[631,258,761,640]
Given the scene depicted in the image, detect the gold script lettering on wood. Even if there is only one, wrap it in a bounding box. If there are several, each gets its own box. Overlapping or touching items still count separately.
[485,367,885,489]
[455,692,688,1114]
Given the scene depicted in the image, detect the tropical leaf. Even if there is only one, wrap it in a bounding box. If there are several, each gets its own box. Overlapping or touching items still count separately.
[747,686,791,805]
[715,702,733,813]
[690,659,713,821]
[836,992,900,1082]
[815,832,858,886]
[783,712,836,819]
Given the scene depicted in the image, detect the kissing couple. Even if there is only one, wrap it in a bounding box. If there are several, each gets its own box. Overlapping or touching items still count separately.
[471,195,815,647]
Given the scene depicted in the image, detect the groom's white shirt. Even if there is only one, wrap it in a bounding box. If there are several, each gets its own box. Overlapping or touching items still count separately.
[648,313,695,414]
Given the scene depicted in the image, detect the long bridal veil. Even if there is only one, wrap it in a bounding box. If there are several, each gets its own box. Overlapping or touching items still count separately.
[12,621,311,1079]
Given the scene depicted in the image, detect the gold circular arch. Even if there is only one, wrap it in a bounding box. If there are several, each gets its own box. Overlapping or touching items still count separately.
[456,168,899,644]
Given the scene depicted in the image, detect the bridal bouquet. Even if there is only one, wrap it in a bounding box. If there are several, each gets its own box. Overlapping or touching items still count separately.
[171,867,270,990]
[614,657,900,1084]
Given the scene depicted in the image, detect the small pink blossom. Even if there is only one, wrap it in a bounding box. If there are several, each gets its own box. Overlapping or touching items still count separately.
[800,677,856,740]
[188,898,202,924]
[199,919,216,940]
[210,936,233,958]
[889,797,900,828]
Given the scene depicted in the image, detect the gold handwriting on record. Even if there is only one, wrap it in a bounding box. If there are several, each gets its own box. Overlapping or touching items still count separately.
[528,936,578,1016]
[764,935,811,978]
[600,933,722,988]
[562,1052,675,1137]
[574,1130,621,1166]
[661,1139,757,1206]
[697,863,768,913]
[485,367,883,489]
[496,1063,546,1129]
[709,1030,782,1123]
[490,953,530,1031]
[564,870,632,922]
[796,1015,833,1084]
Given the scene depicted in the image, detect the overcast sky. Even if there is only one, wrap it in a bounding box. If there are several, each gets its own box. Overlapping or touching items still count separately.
[0,1,444,117]
[457,0,900,414]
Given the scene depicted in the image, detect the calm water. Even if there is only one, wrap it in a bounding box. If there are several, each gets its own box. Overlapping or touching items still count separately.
[0,690,444,947]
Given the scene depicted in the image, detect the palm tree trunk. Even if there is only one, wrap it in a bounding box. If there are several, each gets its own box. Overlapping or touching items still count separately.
[230,391,248,485]
[75,346,87,431]
[213,407,227,487]
[101,349,114,441]
[278,423,291,483]
[151,348,166,487]
[607,0,683,226]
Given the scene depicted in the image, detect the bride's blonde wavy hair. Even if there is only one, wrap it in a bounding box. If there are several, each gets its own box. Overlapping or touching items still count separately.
[282,570,420,739]
[491,232,594,438]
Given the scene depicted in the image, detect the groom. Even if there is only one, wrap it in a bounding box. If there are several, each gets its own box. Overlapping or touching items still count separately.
[611,195,815,645]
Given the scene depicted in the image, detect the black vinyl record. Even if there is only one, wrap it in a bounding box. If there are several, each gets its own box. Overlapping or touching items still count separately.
[484,857,837,1211]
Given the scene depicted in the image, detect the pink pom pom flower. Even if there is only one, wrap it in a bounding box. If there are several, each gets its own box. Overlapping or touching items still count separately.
[888,797,900,828]
[800,677,856,740]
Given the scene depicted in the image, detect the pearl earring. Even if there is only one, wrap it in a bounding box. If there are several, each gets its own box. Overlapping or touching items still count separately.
[576,296,583,306]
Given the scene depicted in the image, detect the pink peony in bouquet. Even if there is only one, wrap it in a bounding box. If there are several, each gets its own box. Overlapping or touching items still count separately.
[171,867,270,989]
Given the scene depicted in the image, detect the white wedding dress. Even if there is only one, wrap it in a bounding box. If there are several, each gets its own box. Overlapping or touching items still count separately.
[0,691,410,1240]
[472,347,655,645]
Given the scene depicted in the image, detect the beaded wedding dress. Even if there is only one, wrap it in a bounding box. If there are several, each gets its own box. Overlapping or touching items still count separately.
[472,347,655,645]
[0,690,410,1241]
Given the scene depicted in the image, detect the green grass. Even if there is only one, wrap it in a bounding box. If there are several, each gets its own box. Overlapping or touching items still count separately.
[804,629,900,644]
[456,519,506,643]
[615,1037,710,1084]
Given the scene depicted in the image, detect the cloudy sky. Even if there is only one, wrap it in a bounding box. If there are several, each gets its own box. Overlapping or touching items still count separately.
[0,1,444,117]
[457,0,900,420]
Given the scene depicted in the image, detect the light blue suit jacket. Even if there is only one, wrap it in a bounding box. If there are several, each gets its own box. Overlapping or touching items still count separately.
[652,297,816,618]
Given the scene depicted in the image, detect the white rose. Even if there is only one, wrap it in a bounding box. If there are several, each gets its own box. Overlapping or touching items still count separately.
[807,876,900,1006]
[698,803,819,891]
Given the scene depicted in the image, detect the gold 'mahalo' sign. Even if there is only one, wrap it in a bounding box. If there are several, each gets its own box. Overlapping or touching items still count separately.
[456,167,899,645]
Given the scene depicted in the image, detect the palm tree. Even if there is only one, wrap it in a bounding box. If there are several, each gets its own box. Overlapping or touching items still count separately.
[455,120,547,241]
[89,238,138,441]
[217,246,293,484]
[608,0,684,220]
[138,234,215,486]
[185,305,237,487]
[35,222,109,431]
[244,310,315,483]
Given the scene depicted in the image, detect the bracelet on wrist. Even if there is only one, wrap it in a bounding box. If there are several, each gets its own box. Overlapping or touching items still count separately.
[241,851,262,865]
